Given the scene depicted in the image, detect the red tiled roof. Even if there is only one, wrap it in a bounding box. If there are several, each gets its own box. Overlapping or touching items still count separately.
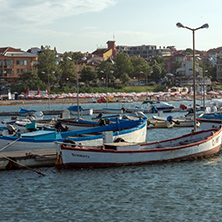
[0,47,24,55]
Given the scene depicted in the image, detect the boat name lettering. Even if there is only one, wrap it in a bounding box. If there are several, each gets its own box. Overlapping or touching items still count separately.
[71,153,90,158]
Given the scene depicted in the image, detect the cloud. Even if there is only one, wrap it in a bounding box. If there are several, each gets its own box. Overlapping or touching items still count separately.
[0,0,116,27]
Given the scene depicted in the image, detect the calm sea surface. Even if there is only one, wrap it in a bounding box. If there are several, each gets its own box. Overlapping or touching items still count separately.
[1,100,222,222]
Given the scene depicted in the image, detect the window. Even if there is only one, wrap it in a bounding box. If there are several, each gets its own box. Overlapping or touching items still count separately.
[24,60,27,65]
[17,69,19,74]
[0,60,2,68]
[16,60,20,65]
[5,60,12,66]
[20,60,24,65]
[21,69,23,73]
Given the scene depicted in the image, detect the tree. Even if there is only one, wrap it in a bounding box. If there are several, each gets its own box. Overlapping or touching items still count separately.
[80,66,97,85]
[150,55,166,82]
[151,62,162,83]
[97,61,114,81]
[114,52,134,80]
[119,73,131,85]
[58,54,76,88]
[184,48,193,55]
[36,46,58,85]
[71,52,85,62]
[131,56,151,81]
[10,71,45,93]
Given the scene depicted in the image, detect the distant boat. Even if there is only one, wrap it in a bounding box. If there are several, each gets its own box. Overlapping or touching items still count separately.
[101,107,127,114]
[127,101,175,113]
[18,108,36,115]
[57,126,222,168]
[67,105,93,116]
[152,115,200,127]
[197,112,222,130]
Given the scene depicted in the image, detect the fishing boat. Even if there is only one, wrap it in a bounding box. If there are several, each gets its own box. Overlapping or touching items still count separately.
[67,105,93,116]
[0,113,147,152]
[57,125,222,168]
[127,101,174,114]
[152,115,200,127]
[197,113,222,130]
[147,117,174,128]
[101,107,127,114]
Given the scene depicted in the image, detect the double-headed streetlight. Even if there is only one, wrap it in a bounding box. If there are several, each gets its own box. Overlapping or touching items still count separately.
[101,70,113,108]
[42,71,54,110]
[176,22,209,131]
[203,69,208,110]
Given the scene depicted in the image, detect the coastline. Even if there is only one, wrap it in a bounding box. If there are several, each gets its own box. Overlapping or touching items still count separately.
[0,95,213,106]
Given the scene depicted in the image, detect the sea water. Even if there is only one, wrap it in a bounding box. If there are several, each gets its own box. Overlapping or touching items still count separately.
[1,101,222,221]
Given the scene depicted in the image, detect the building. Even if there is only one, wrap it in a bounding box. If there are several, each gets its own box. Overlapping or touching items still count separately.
[0,47,38,85]
[116,44,171,59]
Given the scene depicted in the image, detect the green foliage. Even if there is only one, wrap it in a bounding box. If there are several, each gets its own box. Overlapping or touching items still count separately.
[36,46,58,85]
[97,61,114,80]
[10,71,45,94]
[71,52,84,61]
[184,48,193,55]
[114,52,134,79]
[131,56,151,80]
[58,54,76,88]
[80,66,97,84]
[119,73,130,85]
[153,84,166,92]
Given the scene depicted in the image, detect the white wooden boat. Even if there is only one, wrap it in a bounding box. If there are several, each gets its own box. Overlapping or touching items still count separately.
[57,126,222,168]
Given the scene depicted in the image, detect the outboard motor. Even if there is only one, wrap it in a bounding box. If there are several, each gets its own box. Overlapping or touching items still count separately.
[151,106,158,113]
[167,116,173,124]
[7,124,17,135]
[96,113,103,118]
[55,121,69,132]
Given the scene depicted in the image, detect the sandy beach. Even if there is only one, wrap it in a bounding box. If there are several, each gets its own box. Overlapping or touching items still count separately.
[0,94,213,106]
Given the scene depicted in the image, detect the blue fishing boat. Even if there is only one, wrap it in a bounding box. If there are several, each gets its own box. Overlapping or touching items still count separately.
[0,114,147,152]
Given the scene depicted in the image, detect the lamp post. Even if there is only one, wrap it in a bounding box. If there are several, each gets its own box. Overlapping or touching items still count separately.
[176,22,209,131]
[203,69,208,110]
[42,71,51,110]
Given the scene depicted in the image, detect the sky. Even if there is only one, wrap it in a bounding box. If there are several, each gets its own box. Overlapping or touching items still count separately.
[0,0,221,54]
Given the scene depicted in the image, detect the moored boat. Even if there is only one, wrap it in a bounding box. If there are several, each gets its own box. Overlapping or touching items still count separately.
[0,114,147,152]
[57,126,222,168]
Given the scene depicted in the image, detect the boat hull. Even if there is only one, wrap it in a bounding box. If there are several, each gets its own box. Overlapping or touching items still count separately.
[60,127,222,168]
[199,119,222,130]
[0,117,147,152]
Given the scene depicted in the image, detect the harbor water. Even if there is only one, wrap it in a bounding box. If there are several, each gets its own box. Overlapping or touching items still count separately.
[1,101,222,221]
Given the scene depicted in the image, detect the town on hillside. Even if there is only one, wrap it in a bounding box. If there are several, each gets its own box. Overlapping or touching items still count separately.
[0,41,222,99]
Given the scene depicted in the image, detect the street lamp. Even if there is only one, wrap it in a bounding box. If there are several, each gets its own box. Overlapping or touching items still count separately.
[42,71,51,110]
[203,69,208,110]
[140,71,147,100]
[176,22,209,131]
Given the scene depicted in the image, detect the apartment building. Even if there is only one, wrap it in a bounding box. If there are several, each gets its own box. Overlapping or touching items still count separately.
[0,47,38,85]
[116,44,171,59]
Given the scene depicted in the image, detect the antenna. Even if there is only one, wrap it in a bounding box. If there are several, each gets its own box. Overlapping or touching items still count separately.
[113,32,115,40]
